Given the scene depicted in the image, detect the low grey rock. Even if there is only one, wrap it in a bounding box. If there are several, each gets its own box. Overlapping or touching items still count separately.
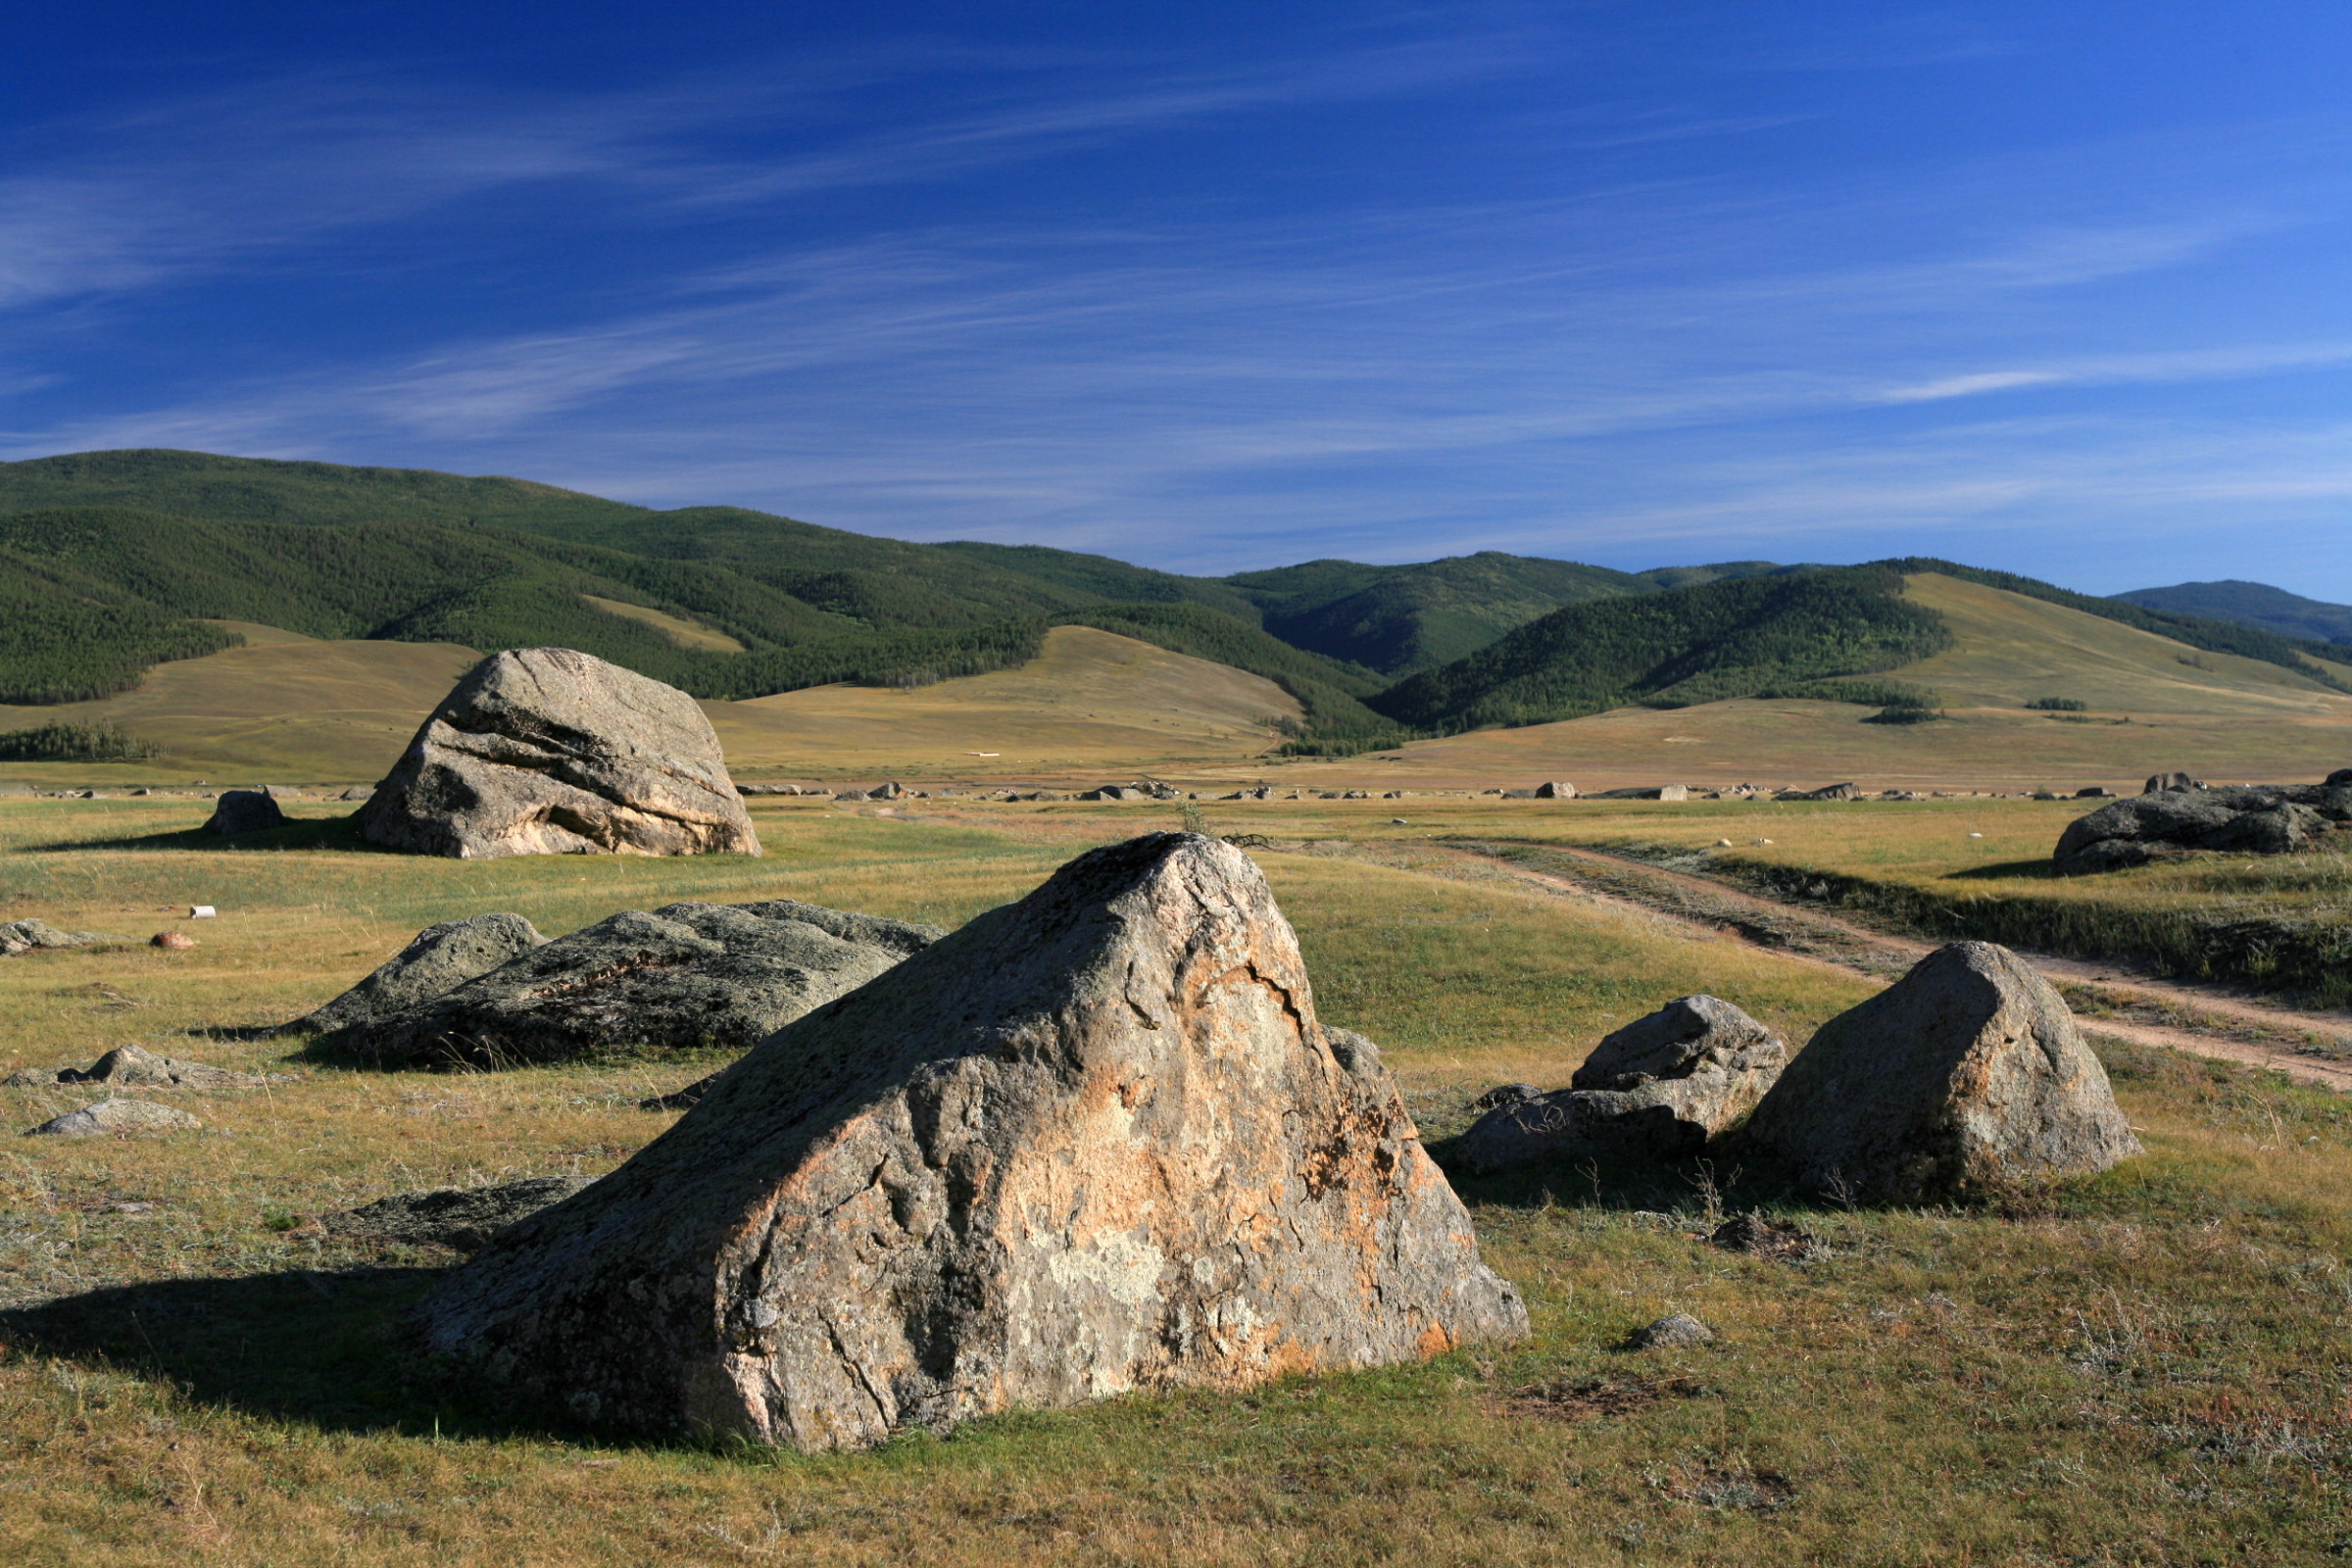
[832,789,869,803]
[1474,1082,1543,1110]
[0,918,109,956]
[2057,783,2342,871]
[1456,997,1788,1174]
[10,1043,265,1090]
[24,1099,201,1138]
[1780,782,1861,802]
[338,785,375,802]
[357,647,761,859]
[417,832,1526,1448]
[1740,942,2141,1201]
[2144,771,2203,793]
[335,900,943,1069]
[1536,780,1576,799]
[2076,786,2113,799]
[322,1176,591,1250]
[284,912,547,1036]
[1592,785,1690,802]
[868,781,906,800]
[1631,1313,1713,1349]
[205,790,285,836]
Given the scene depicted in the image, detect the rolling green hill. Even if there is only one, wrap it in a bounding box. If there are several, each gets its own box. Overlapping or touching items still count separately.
[1368,564,1956,731]
[6,450,2337,760]
[2115,579,2352,647]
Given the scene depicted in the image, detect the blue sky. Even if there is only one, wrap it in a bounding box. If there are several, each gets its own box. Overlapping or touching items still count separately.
[3,3,2349,596]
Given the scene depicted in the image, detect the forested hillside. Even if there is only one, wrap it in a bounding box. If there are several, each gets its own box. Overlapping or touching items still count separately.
[2115,579,2352,648]
[1369,565,1957,731]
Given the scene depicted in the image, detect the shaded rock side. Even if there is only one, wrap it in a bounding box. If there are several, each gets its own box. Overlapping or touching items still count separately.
[205,790,286,836]
[24,1099,201,1137]
[1455,996,1787,1174]
[416,832,1527,1448]
[356,647,761,859]
[339,900,943,1069]
[1740,942,2140,1200]
[285,912,547,1036]
[324,1176,591,1250]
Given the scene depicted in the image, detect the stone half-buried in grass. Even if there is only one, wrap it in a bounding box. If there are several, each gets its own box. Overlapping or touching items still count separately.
[280,911,547,1037]
[415,832,1528,1450]
[327,901,941,1070]
[1740,941,2140,1202]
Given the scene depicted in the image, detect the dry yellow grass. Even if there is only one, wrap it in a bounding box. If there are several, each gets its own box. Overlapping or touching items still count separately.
[4,796,2352,1563]
[577,596,747,653]
[706,625,1299,782]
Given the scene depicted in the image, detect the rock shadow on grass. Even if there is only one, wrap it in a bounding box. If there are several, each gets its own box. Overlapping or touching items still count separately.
[0,1266,588,1445]
[20,814,386,856]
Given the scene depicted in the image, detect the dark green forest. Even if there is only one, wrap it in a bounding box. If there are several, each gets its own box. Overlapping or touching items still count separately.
[3,448,2334,747]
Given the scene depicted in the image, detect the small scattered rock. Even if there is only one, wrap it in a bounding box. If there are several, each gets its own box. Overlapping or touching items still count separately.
[24,1099,202,1138]
[321,1176,592,1250]
[1456,996,1787,1174]
[6,1043,265,1090]
[1709,1211,1819,1261]
[150,931,196,951]
[0,918,109,956]
[204,790,286,836]
[1630,1313,1714,1349]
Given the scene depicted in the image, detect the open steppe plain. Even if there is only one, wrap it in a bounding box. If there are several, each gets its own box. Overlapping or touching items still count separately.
[5,792,2352,1566]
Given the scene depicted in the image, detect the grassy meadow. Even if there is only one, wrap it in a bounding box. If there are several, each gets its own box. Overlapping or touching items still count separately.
[2,793,2351,1564]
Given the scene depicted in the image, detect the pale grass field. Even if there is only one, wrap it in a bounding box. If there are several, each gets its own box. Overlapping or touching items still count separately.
[3,797,2352,1565]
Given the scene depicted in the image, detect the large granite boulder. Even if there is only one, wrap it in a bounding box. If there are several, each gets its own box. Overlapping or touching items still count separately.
[2054,782,2348,873]
[1456,996,1788,1173]
[283,912,547,1036]
[357,648,760,859]
[336,901,942,1069]
[1741,942,2139,1200]
[416,833,1527,1448]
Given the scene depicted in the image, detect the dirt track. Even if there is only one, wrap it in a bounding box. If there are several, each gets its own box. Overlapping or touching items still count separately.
[1409,840,2352,1094]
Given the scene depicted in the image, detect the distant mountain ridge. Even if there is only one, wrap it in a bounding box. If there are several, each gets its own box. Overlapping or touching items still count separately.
[4,448,2340,752]
[2115,579,2352,647]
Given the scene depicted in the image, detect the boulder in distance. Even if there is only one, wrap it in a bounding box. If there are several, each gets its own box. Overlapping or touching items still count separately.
[337,900,941,1069]
[284,912,546,1036]
[205,790,285,836]
[1457,996,1788,1173]
[417,832,1527,1448]
[357,647,760,859]
[1535,780,1576,799]
[1740,942,2139,1200]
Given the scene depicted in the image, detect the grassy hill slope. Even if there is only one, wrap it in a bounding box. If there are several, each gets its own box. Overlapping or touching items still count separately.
[2115,579,2352,647]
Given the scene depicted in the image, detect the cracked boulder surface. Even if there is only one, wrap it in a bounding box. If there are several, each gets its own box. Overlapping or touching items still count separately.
[332,901,942,1069]
[357,647,761,859]
[416,832,1527,1449]
[283,912,547,1037]
[1740,942,2140,1201]
[1455,996,1787,1174]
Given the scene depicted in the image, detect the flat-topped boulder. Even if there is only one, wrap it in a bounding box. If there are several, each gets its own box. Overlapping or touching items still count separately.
[357,648,760,859]
[24,1099,201,1138]
[284,912,546,1036]
[1740,942,2139,1200]
[335,900,942,1069]
[1458,996,1787,1173]
[417,832,1526,1448]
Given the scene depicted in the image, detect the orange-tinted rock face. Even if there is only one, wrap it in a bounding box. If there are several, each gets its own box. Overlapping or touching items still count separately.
[359,647,760,859]
[418,833,1527,1448]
